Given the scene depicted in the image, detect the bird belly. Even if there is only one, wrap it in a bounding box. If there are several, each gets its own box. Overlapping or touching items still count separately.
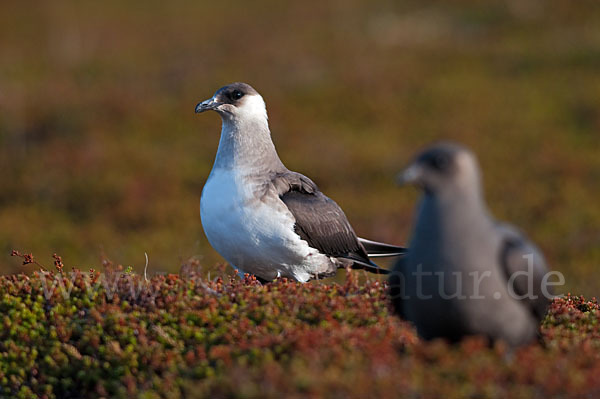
[200,169,331,281]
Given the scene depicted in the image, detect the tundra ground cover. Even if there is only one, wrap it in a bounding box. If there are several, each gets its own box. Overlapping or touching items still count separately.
[1,256,598,398]
[1,0,599,296]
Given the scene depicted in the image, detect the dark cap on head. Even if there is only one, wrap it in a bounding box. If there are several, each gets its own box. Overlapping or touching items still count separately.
[195,82,259,113]
[398,142,477,191]
[414,142,468,174]
[214,82,258,104]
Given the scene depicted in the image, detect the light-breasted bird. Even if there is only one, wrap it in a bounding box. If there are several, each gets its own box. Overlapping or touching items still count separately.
[196,82,405,282]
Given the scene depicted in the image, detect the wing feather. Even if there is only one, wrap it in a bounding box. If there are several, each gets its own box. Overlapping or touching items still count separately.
[272,171,371,263]
[497,223,551,322]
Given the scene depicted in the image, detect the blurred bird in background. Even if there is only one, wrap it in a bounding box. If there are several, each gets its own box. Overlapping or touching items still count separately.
[390,142,552,347]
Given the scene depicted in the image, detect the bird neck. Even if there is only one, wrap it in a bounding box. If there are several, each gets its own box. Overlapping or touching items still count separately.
[212,116,286,173]
[428,185,492,227]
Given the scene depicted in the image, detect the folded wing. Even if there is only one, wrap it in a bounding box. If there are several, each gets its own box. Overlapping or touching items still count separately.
[272,171,389,274]
[497,223,551,322]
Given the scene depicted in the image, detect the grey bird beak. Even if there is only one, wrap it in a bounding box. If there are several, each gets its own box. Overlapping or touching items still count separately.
[195,96,221,113]
[397,164,423,186]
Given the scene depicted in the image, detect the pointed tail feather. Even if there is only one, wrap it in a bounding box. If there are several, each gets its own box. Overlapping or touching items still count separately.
[350,258,390,274]
[338,254,391,274]
[358,237,408,258]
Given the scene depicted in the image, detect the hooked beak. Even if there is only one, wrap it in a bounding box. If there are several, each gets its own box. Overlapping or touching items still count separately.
[396,164,423,186]
[195,96,221,113]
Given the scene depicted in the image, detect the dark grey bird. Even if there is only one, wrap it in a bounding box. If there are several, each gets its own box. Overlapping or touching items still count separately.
[196,82,406,282]
[390,142,551,347]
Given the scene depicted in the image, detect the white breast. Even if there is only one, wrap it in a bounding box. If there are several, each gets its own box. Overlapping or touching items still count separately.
[200,168,331,282]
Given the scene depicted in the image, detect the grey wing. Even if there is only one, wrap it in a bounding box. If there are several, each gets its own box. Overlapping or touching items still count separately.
[271,171,378,269]
[497,223,551,322]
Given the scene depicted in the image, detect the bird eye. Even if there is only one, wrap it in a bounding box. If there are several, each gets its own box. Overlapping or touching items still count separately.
[430,153,449,171]
[231,90,244,100]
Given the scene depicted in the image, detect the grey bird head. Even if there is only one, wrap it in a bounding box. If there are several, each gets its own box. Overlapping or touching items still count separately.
[397,142,480,194]
[195,82,266,121]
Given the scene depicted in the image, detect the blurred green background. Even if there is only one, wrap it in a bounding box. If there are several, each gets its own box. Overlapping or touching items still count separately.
[1,0,598,295]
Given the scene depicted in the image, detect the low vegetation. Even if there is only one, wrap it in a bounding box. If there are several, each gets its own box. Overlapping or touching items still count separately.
[1,0,599,297]
[1,254,598,398]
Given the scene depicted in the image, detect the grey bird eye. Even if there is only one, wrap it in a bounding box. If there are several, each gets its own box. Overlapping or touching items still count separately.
[231,90,244,100]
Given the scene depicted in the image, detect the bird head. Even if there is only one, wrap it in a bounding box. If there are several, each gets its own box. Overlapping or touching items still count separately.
[397,142,480,195]
[195,82,267,122]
